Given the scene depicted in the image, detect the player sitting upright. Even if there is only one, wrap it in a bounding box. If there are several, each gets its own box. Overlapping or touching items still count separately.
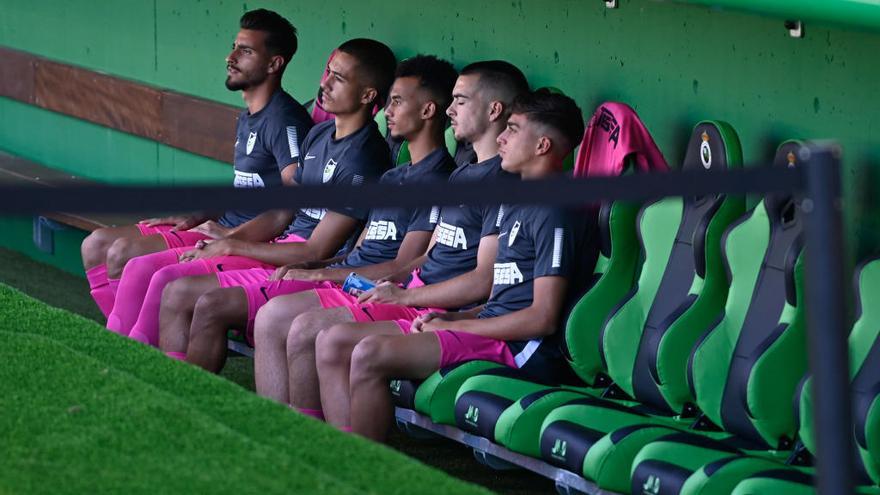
[249,61,529,415]
[158,55,459,372]
[315,89,594,440]
[81,9,312,318]
[106,38,397,346]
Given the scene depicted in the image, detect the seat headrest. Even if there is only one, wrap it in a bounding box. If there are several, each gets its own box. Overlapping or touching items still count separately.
[681,121,742,173]
[764,140,806,224]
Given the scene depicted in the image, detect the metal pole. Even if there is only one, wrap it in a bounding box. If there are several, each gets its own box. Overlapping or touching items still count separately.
[801,143,854,495]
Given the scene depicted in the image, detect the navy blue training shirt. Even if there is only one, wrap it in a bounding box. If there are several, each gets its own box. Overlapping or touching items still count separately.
[417,155,515,285]
[219,90,313,227]
[285,119,392,239]
[478,203,595,379]
[337,148,456,268]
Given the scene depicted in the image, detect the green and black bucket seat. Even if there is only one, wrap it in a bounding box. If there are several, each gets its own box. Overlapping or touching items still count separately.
[623,140,808,495]
[450,121,745,466]
[731,256,880,494]
[390,198,640,426]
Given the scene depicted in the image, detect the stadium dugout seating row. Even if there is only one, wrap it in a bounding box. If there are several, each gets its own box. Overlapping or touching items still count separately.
[2,46,867,494]
[391,122,880,494]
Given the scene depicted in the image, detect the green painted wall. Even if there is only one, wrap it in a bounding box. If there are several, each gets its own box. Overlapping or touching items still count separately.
[0,217,90,276]
[2,0,879,269]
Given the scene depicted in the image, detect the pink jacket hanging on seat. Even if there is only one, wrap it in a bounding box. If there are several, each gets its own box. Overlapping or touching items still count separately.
[574,101,669,178]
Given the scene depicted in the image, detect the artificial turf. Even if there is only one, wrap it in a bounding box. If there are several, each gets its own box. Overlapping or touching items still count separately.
[0,283,493,495]
[0,247,556,494]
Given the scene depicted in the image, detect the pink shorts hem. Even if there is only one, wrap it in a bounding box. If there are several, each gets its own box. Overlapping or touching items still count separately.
[392,321,517,368]
[313,268,443,323]
[218,269,336,344]
[136,223,211,249]
[314,288,443,323]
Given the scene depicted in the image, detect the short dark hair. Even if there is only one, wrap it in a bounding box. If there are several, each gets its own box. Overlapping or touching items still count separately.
[239,9,298,70]
[460,60,529,109]
[511,89,585,152]
[337,38,398,108]
[395,55,458,117]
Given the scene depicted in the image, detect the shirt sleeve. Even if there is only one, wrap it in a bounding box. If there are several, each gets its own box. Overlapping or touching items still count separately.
[533,208,579,278]
[294,125,321,184]
[407,205,440,233]
[480,204,503,238]
[265,111,311,174]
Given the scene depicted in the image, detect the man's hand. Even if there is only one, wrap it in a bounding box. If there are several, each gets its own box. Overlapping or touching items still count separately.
[269,264,321,282]
[188,220,231,239]
[357,281,410,305]
[178,238,241,263]
[139,215,204,231]
[411,312,461,333]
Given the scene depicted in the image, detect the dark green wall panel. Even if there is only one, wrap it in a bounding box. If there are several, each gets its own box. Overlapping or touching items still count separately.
[1,0,879,255]
[0,216,89,276]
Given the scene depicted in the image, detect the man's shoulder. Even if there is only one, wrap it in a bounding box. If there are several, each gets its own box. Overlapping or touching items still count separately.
[266,91,313,126]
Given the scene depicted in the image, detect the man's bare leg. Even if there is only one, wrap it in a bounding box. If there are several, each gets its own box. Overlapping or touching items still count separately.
[158,275,221,355]
[286,307,354,410]
[253,291,324,403]
[105,235,170,278]
[81,225,143,270]
[186,286,247,372]
[348,332,441,441]
[314,321,403,428]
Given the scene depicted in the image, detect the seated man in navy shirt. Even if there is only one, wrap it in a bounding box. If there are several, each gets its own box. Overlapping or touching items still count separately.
[160,55,459,373]
[107,38,396,349]
[315,89,594,441]
[82,9,313,318]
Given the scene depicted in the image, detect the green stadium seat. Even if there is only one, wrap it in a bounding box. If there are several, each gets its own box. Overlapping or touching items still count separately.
[449,121,744,467]
[728,256,880,494]
[391,199,640,427]
[625,140,808,494]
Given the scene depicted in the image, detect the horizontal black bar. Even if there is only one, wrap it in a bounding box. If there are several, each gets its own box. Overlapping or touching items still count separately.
[0,165,804,215]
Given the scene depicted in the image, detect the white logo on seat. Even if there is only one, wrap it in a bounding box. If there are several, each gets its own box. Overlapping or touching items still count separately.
[700,131,712,169]
[246,132,257,155]
[494,262,524,285]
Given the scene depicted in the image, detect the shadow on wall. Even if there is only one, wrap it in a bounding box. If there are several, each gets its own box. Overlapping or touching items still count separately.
[853,150,880,260]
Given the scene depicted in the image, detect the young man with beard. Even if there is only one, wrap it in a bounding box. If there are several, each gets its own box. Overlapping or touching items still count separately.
[82,9,313,318]
[106,38,396,348]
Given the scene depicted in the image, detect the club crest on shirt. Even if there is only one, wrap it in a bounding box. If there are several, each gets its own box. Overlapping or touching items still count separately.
[323,159,338,183]
[508,220,521,247]
[246,132,257,155]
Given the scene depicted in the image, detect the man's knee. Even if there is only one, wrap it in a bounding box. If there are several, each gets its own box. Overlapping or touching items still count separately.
[193,288,235,323]
[350,336,392,383]
[81,228,118,265]
[315,323,360,368]
[106,237,141,274]
[286,311,328,358]
[161,277,199,312]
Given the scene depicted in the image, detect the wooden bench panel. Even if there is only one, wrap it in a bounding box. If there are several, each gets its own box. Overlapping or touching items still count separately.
[0,47,34,103]
[0,46,237,164]
[34,60,165,142]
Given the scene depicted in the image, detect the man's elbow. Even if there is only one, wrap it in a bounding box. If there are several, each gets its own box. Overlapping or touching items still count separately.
[534,313,559,337]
